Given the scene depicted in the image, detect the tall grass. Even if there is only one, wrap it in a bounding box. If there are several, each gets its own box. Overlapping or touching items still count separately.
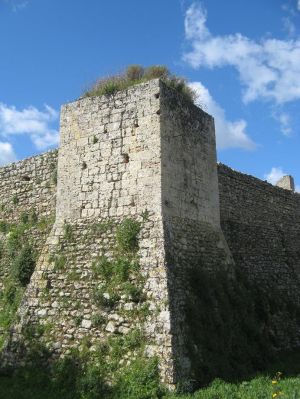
[83,65,196,103]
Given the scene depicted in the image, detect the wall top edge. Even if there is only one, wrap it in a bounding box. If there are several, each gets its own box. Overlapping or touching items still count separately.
[0,148,58,172]
[62,78,161,109]
[218,162,299,196]
[61,78,211,120]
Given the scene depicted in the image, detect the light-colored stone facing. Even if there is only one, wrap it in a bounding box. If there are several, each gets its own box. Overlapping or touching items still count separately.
[0,149,57,222]
[276,175,295,191]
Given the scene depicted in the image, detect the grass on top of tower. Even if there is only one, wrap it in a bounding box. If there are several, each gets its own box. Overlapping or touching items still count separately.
[82,65,196,104]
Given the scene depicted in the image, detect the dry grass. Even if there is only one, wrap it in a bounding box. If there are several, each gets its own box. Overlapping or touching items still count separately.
[83,65,196,103]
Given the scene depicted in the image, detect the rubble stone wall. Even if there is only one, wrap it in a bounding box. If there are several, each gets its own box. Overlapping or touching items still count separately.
[218,163,300,348]
[0,150,57,223]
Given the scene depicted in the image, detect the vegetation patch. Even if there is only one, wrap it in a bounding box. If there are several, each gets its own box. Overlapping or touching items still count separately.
[63,222,74,241]
[83,65,196,104]
[116,218,141,253]
[92,255,144,310]
[11,243,36,286]
[0,211,54,350]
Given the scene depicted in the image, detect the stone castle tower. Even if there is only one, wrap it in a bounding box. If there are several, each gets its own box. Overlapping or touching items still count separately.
[1,79,300,390]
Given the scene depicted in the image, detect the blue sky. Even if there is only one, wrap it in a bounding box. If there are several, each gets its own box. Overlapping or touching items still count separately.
[0,0,299,190]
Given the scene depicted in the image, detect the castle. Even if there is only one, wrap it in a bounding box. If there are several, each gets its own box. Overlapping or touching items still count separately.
[0,79,299,390]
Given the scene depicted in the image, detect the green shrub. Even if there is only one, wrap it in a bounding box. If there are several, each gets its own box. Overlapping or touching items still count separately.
[78,362,111,399]
[0,281,24,336]
[11,244,36,286]
[92,256,114,280]
[93,287,120,309]
[51,254,67,271]
[20,212,29,224]
[113,357,164,399]
[12,195,19,205]
[123,282,145,303]
[63,222,74,241]
[116,218,141,253]
[52,169,58,185]
[0,220,9,233]
[91,313,106,327]
[6,225,26,257]
[74,315,83,327]
[30,210,38,224]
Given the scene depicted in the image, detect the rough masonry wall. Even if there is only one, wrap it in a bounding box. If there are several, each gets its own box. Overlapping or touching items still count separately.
[0,151,57,293]
[5,80,176,386]
[159,83,235,389]
[0,150,57,223]
[57,80,162,221]
[218,163,300,348]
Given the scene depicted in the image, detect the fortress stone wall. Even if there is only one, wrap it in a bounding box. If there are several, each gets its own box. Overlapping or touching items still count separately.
[0,149,57,223]
[0,79,299,390]
[219,164,300,348]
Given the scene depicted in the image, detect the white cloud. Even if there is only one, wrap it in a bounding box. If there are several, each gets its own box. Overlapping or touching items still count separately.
[298,0,300,11]
[0,103,59,150]
[278,112,292,136]
[282,17,296,37]
[4,0,28,12]
[190,81,255,150]
[0,142,17,166]
[183,3,300,104]
[264,167,286,185]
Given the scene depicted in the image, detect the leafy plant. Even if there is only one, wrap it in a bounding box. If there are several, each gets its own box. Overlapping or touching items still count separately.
[116,218,141,253]
[74,315,83,327]
[52,169,58,185]
[20,212,29,224]
[63,222,74,241]
[91,313,106,327]
[12,194,19,205]
[0,220,10,233]
[11,243,36,286]
[93,287,120,310]
[30,209,38,224]
[6,224,26,257]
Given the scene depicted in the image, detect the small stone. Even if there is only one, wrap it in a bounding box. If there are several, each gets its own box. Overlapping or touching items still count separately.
[37,309,47,316]
[118,326,130,334]
[105,321,116,333]
[53,342,61,349]
[81,319,92,329]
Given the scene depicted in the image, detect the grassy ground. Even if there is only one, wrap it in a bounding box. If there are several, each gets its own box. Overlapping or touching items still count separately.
[0,350,299,399]
[1,372,300,399]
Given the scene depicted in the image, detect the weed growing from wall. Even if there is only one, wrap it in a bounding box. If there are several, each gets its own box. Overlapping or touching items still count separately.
[12,195,19,205]
[0,211,54,350]
[116,218,141,253]
[11,244,36,286]
[92,255,144,310]
[63,222,74,241]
